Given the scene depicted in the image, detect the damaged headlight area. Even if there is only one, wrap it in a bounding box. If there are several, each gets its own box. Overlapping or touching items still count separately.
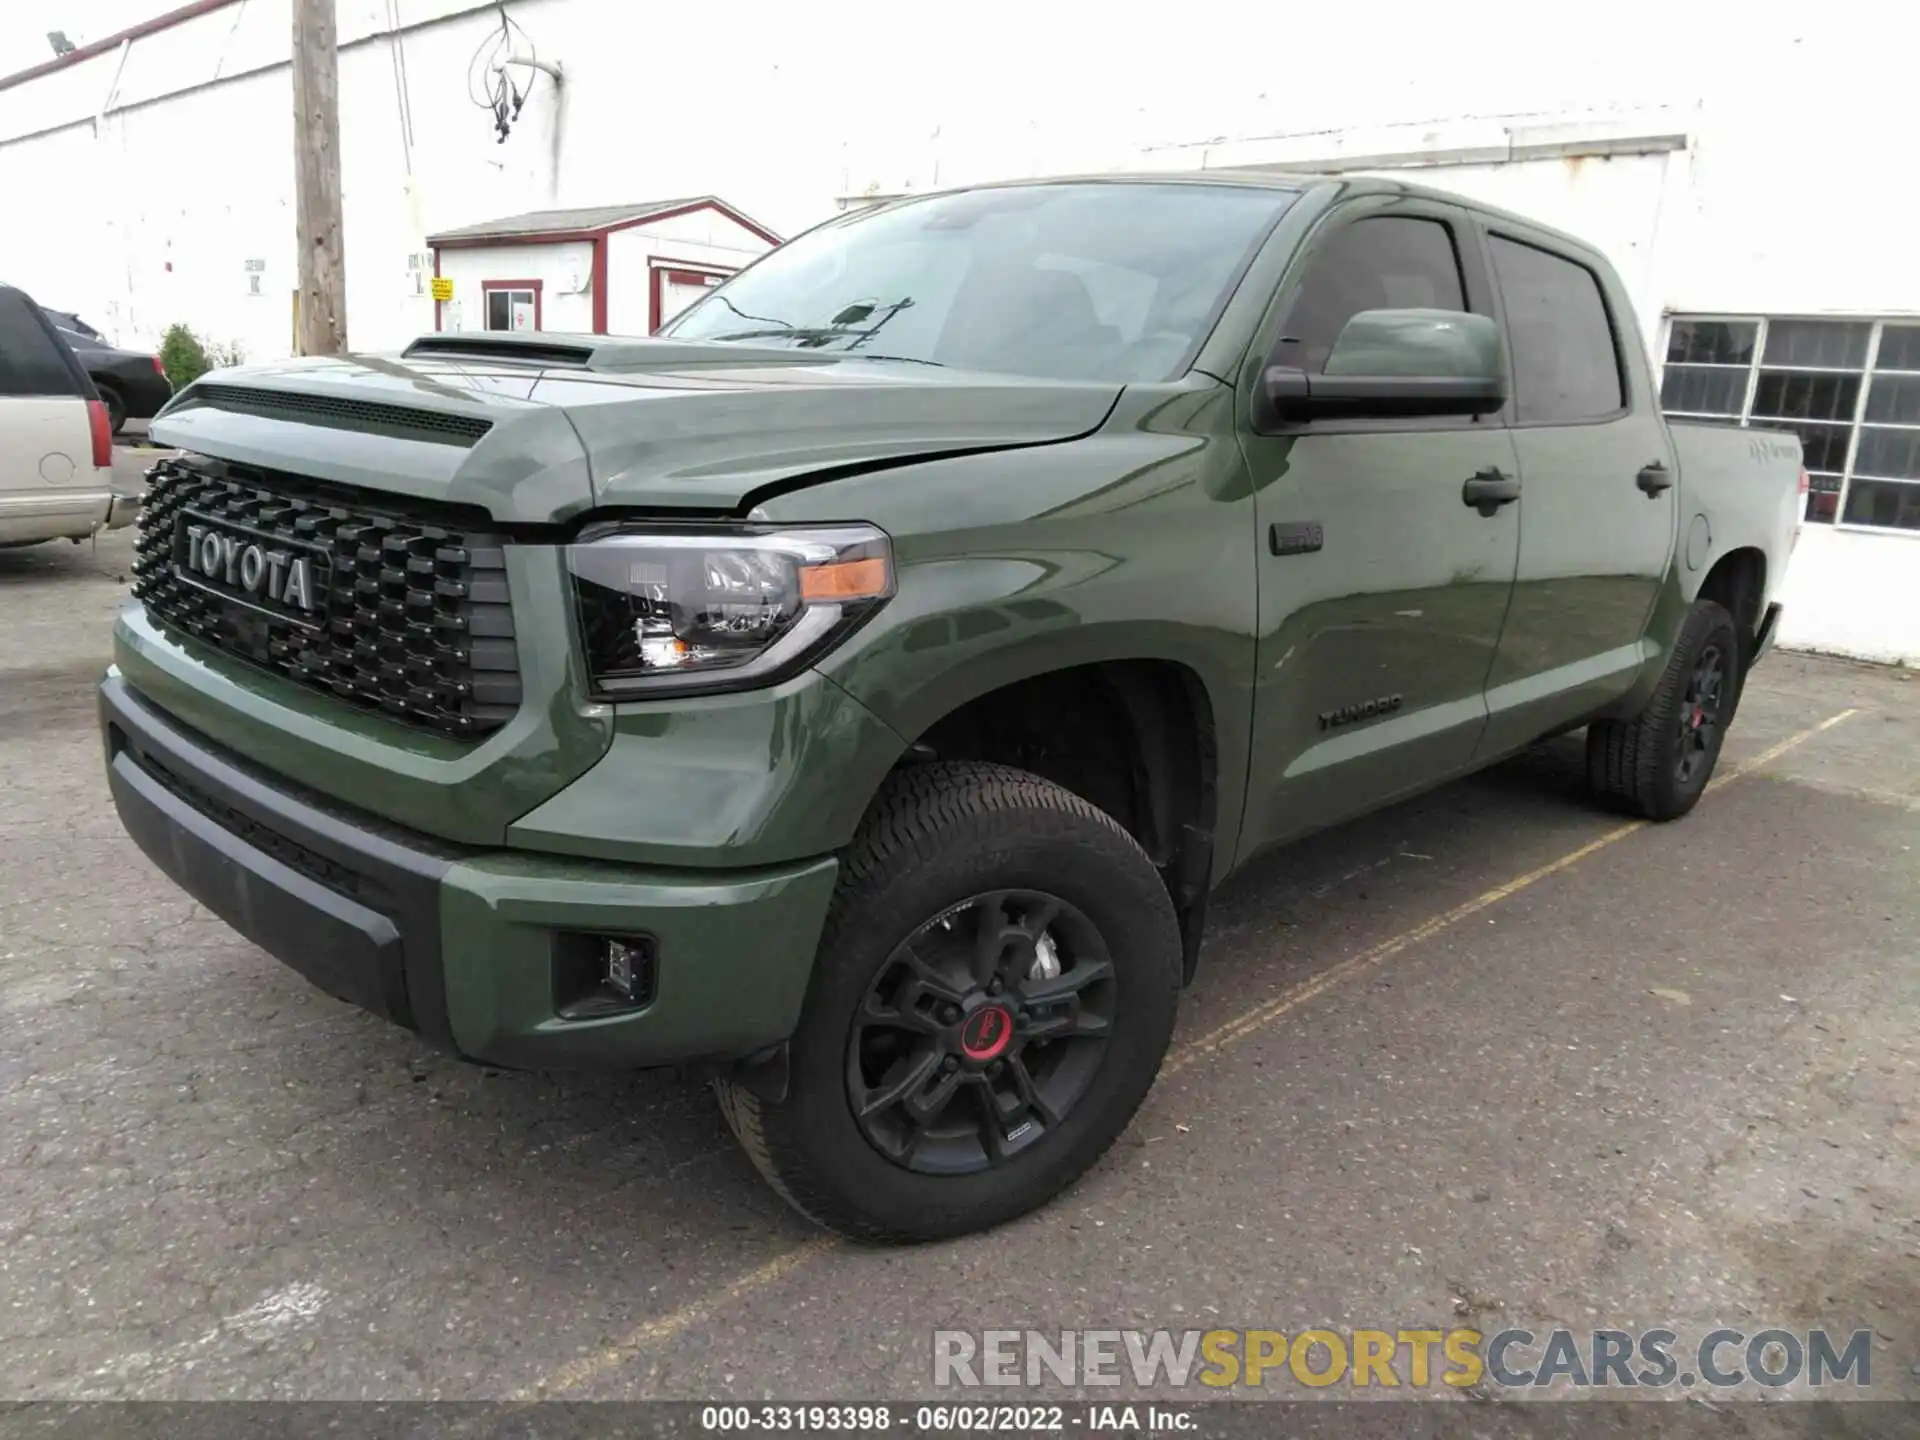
[567,523,895,698]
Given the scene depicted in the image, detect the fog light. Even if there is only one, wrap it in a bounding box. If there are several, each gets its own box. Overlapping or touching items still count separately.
[604,938,644,999]
[552,931,656,1018]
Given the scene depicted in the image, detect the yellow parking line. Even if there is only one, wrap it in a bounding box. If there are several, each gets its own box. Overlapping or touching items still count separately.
[518,706,1857,1395]
[507,1237,837,1400]
[1163,706,1858,1075]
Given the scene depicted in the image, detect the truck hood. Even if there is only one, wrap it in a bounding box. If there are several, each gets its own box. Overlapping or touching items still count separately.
[150,340,1123,523]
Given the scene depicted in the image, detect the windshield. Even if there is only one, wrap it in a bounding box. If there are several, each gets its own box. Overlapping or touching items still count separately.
[663,182,1296,383]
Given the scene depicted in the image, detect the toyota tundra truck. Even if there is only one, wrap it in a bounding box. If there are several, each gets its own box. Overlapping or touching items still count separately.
[100,174,1803,1242]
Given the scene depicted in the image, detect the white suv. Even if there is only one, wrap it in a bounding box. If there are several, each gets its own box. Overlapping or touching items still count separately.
[0,283,134,546]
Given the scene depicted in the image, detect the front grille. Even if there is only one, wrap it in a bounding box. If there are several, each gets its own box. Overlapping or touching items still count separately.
[133,456,522,739]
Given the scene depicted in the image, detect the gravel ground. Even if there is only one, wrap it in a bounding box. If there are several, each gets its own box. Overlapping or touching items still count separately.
[1,526,1915,1414]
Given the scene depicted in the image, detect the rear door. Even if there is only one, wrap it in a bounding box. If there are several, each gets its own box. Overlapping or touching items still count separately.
[1237,197,1522,853]
[1474,223,1678,756]
[0,287,100,503]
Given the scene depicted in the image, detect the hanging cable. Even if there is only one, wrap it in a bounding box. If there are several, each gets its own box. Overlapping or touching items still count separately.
[466,2,538,144]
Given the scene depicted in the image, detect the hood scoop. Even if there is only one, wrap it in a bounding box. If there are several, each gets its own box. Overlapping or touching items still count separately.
[399,331,855,373]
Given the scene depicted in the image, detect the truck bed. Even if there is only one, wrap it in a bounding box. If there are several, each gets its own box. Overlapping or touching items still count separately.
[1668,419,1803,617]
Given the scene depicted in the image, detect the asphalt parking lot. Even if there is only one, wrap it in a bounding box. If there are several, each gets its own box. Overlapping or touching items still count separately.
[2,525,1916,1409]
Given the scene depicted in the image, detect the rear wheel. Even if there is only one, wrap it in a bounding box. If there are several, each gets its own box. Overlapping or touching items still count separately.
[715,761,1181,1243]
[97,383,126,435]
[1586,598,1740,821]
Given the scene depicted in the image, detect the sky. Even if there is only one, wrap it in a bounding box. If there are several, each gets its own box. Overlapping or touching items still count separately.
[1,0,162,75]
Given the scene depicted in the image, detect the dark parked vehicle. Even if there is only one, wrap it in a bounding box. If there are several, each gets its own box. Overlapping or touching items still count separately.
[103,174,1803,1243]
[43,309,103,341]
[48,313,171,433]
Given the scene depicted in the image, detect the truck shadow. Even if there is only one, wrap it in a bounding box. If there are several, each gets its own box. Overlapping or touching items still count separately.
[0,535,133,589]
[223,728,1610,1252]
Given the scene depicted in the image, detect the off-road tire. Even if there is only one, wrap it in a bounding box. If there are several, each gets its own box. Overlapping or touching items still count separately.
[1586,598,1740,821]
[715,761,1182,1243]
[97,383,126,436]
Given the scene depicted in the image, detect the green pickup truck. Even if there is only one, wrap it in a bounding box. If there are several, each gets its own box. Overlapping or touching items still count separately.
[102,174,1803,1242]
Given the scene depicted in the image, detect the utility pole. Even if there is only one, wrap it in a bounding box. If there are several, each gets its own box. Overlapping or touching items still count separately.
[291,0,346,355]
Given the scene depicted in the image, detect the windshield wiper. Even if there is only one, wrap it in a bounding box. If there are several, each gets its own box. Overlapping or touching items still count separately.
[708,297,920,353]
[698,332,945,367]
[708,327,859,345]
[841,353,946,368]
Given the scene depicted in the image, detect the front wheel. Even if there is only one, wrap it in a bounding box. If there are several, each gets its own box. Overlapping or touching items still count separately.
[715,761,1182,1243]
[1586,598,1740,821]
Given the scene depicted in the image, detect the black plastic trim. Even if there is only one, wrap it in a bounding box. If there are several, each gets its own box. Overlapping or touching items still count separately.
[185,384,494,445]
[100,675,461,1048]
[401,336,595,367]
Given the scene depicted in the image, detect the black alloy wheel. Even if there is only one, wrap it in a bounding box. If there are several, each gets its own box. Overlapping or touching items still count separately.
[1674,640,1726,787]
[848,888,1113,1174]
[1585,597,1741,822]
[713,760,1182,1243]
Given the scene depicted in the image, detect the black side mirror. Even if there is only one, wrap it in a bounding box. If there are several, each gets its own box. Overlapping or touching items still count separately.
[1255,309,1508,428]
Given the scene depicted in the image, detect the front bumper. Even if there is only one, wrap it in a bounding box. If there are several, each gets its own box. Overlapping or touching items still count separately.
[101,673,838,1070]
[0,490,116,545]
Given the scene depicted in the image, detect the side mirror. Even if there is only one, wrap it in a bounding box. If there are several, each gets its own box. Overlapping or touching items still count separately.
[1256,309,1507,427]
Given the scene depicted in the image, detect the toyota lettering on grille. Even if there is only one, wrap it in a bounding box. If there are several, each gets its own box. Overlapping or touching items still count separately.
[174,514,326,622]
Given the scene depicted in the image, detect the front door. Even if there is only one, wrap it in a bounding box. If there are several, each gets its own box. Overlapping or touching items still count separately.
[1237,199,1522,855]
[1473,224,1678,756]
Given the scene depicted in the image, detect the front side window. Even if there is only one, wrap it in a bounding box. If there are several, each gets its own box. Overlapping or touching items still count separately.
[664,182,1298,383]
[1488,235,1624,424]
[1274,215,1467,375]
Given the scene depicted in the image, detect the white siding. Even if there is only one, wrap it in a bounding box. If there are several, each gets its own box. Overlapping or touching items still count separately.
[1,0,1913,662]
[435,240,592,334]
[1778,528,1920,668]
[9,1,1913,360]
[604,209,770,335]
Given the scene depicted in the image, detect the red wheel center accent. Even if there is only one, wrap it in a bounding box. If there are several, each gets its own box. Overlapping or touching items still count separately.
[959,1005,1014,1061]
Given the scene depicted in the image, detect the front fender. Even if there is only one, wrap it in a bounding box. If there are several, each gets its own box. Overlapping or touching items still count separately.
[757,378,1259,878]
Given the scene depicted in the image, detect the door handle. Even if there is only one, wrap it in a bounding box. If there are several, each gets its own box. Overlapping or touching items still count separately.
[1461,468,1520,517]
[1637,461,1674,496]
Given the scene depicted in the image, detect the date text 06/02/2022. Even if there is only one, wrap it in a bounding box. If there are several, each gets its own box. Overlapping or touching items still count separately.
[699,1405,1182,1433]
[700,1405,1077,1432]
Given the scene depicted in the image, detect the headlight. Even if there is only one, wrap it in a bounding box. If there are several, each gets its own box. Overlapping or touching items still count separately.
[567,523,894,698]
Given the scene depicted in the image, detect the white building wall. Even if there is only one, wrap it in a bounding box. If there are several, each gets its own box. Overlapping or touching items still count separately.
[1,0,1912,662]
[8,1,1913,357]
[436,240,591,333]
[604,212,771,335]
[1778,530,1920,668]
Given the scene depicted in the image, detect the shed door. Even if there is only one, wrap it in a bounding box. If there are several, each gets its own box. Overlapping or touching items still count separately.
[655,268,728,331]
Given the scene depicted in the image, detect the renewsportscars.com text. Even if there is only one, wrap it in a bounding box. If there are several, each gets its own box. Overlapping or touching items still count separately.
[932,1327,1875,1391]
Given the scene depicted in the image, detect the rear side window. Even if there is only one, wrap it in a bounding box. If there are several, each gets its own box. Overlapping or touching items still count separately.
[1276,216,1466,375]
[1488,236,1624,423]
[0,290,85,397]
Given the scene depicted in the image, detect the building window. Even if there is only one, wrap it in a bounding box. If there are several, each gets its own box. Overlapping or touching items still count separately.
[482,284,539,332]
[1660,315,1920,532]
